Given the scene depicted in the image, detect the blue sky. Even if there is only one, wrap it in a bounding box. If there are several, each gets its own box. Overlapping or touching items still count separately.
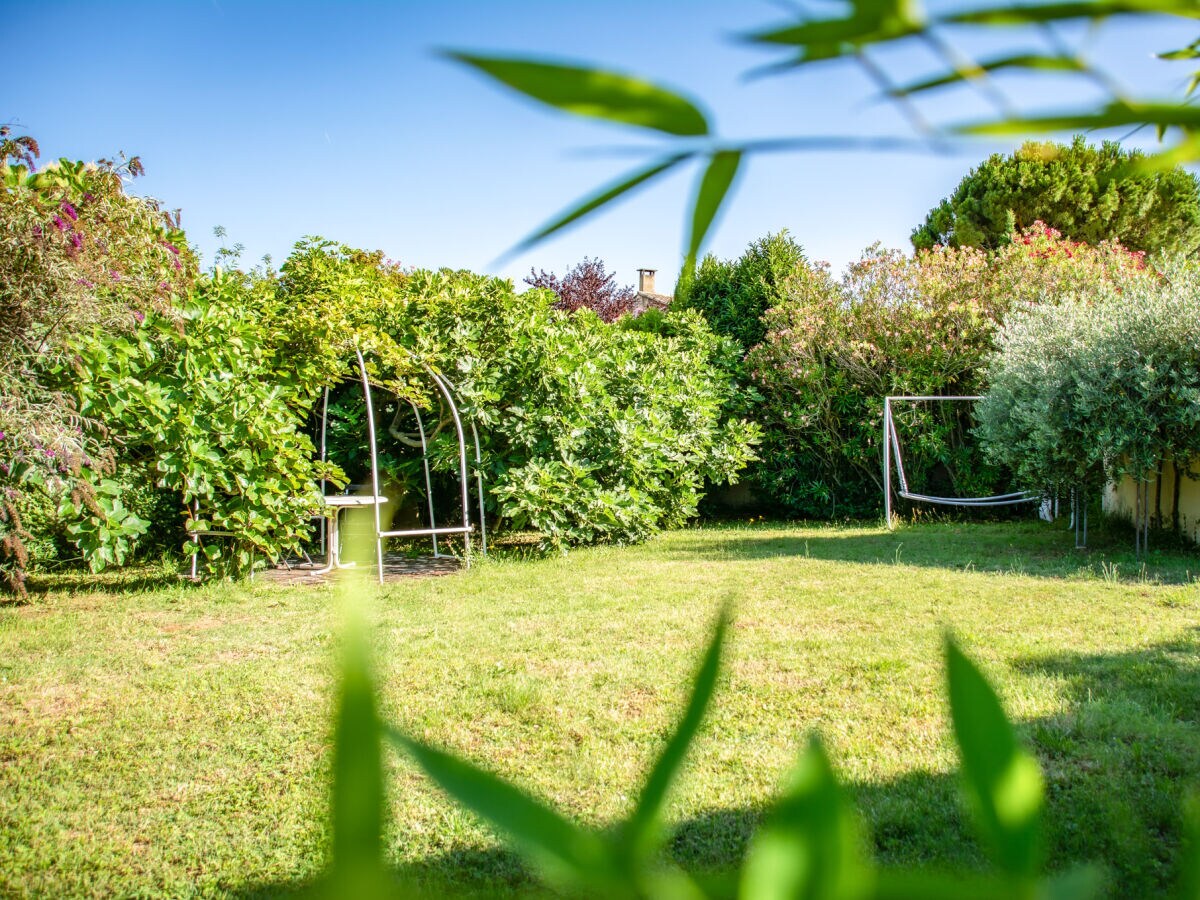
[7,2,1196,293]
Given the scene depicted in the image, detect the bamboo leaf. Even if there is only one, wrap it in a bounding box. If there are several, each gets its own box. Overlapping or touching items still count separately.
[1116,131,1200,172]
[445,53,709,136]
[744,0,926,64]
[387,728,619,888]
[889,54,1086,97]
[683,152,742,274]
[941,0,1200,26]
[327,600,390,896]
[945,636,1044,878]
[623,604,730,860]
[1158,37,1200,60]
[956,100,1200,135]
[507,153,692,258]
[739,735,873,900]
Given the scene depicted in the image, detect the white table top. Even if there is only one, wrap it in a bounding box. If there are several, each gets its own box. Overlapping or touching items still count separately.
[323,495,388,507]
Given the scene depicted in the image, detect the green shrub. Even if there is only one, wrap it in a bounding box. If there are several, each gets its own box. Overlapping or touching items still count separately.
[912,137,1200,255]
[63,269,349,576]
[283,242,760,551]
[676,231,824,351]
[745,227,1152,518]
[1,142,197,593]
[976,255,1200,532]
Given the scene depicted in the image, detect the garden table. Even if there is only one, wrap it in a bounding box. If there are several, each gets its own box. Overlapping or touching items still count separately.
[306,494,389,575]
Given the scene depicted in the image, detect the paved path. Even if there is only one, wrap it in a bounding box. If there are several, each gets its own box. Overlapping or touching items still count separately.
[258,553,463,586]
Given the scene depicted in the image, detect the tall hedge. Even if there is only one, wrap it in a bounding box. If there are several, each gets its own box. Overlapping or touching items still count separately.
[740,226,1151,517]
[675,231,823,351]
[282,241,760,551]
[1,151,197,593]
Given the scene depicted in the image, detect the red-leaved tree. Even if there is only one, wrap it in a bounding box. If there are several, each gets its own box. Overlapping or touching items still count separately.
[524,257,637,322]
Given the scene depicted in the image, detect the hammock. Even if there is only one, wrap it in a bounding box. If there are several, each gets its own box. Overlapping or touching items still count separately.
[884,396,1040,514]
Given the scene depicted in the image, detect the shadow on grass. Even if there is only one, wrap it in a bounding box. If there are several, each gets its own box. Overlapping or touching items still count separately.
[20,567,193,598]
[673,631,1200,897]
[665,519,1200,584]
[232,631,1196,899]
[225,848,543,899]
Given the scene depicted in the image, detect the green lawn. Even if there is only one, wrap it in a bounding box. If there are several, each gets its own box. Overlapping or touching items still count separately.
[1,520,1198,898]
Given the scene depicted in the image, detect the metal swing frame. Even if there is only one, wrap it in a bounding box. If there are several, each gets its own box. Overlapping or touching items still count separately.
[882,395,1040,529]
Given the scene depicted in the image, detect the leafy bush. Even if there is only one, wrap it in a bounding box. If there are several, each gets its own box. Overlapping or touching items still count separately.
[976,256,1200,533]
[912,137,1200,255]
[676,231,822,352]
[1,139,197,593]
[745,227,1152,518]
[282,242,760,550]
[63,269,348,576]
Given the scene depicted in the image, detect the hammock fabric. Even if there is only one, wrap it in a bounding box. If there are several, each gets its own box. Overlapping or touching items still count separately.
[886,402,1040,508]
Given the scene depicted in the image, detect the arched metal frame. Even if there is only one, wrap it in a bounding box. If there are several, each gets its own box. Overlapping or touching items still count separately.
[310,350,486,583]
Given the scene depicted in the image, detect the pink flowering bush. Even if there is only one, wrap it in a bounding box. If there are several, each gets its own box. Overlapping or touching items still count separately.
[745,225,1152,517]
[1,135,197,594]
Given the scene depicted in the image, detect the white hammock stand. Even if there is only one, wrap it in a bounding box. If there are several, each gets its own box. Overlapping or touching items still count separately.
[883,395,1040,529]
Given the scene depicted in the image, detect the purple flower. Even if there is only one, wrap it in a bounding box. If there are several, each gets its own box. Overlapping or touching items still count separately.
[110,270,121,281]
[0,463,9,477]
[32,225,42,237]
[0,431,5,441]
[75,277,95,288]
[60,201,78,221]
[133,310,145,323]
[159,281,169,290]
[52,215,69,232]
[173,259,182,271]
[83,192,95,203]
[71,233,83,250]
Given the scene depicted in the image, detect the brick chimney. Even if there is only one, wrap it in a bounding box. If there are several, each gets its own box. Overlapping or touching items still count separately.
[637,268,657,294]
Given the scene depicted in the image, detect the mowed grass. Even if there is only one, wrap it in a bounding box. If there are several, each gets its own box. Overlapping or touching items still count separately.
[1,520,1198,898]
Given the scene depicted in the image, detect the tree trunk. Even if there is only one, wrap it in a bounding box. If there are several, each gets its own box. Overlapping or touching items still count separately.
[1172,459,1182,536]
[1154,464,1163,530]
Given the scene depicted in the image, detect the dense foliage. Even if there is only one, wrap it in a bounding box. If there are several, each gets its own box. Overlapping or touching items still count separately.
[1,140,197,593]
[62,270,349,576]
[739,226,1151,517]
[912,137,1200,255]
[524,256,637,322]
[977,256,1200,533]
[284,242,759,551]
[675,231,819,351]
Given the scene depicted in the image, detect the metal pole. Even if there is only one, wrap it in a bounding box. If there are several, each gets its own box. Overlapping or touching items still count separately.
[1081,486,1088,550]
[430,371,472,564]
[411,402,439,558]
[470,420,487,556]
[320,386,329,558]
[356,350,385,584]
[437,373,488,558]
[883,397,893,530]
